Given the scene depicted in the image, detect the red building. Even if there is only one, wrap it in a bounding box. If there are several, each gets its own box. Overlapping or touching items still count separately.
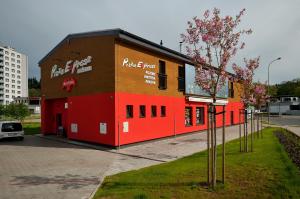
[39,29,243,147]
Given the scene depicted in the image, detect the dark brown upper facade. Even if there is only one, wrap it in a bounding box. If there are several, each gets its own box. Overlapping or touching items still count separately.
[39,29,241,101]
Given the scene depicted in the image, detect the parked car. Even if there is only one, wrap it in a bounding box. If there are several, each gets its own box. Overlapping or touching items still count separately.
[0,121,24,140]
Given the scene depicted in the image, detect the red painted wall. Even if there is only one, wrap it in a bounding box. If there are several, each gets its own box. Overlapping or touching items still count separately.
[42,92,244,147]
[115,92,244,146]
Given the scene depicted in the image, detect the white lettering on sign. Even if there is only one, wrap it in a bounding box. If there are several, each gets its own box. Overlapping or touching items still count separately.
[51,56,93,78]
[122,58,157,85]
[122,58,155,69]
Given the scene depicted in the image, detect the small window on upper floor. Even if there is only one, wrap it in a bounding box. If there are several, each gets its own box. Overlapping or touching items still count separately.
[158,60,167,90]
[178,66,185,92]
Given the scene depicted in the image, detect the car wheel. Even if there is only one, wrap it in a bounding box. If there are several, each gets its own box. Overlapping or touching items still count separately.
[18,137,24,141]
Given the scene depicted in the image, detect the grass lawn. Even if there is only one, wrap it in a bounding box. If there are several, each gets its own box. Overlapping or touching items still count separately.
[23,122,41,135]
[94,127,300,199]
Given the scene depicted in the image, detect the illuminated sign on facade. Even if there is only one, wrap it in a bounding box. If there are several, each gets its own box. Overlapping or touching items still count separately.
[51,56,93,78]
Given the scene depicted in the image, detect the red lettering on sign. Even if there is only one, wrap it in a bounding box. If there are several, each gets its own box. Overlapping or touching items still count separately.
[62,78,76,92]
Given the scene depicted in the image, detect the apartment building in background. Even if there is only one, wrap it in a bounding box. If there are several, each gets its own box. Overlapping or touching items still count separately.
[0,44,28,105]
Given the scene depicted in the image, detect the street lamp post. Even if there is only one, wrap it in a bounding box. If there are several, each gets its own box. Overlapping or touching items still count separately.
[268,57,281,124]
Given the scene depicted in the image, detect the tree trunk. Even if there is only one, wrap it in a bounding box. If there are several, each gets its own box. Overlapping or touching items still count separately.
[207,104,210,185]
[222,105,225,184]
[239,110,242,152]
[251,110,253,152]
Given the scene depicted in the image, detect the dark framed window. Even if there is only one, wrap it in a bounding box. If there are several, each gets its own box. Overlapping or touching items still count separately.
[161,106,166,117]
[185,107,193,126]
[158,60,167,90]
[228,81,234,98]
[196,107,205,125]
[178,66,185,92]
[151,105,157,117]
[126,105,133,118]
[139,105,146,118]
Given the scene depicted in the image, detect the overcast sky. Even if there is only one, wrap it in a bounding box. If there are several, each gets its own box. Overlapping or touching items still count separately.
[0,0,299,84]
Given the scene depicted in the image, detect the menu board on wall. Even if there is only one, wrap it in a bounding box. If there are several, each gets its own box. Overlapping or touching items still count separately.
[185,64,228,98]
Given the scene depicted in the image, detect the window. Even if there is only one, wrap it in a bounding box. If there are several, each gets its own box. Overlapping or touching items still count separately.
[196,107,205,125]
[12,74,15,78]
[178,66,185,92]
[12,64,15,67]
[17,75,20,79]
[5,62,8,65]
[17,65,20,69]
[5,84,9,88]
[161,106,166,117]
[5,68,9,71]
[12,80,15,83]
[11,53,15,57]
[17,80,20,84]
[228,81,234,98]
[12,90,15,93]
[185,107,193,126]
[17,55,20,58]
[12,69,15,72]
[139,105,146,118]
[17,86,20,89]
[5,95,9,98]
[126,105,133,118]
[12,85,15,88]
[11,58,15,62]
[158,60,167,90]
[4,51,8,55]
[17,60,20,63]
[17,70,20,74]
[151,105,157,117]
[5,73,9,77]
[1,122,22,132]
[17,91,20,94]
[5,56,9,60]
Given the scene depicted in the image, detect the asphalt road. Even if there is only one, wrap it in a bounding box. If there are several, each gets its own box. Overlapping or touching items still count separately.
[267,115,300,126]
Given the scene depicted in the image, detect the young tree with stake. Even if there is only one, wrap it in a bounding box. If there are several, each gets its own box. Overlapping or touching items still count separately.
[181,8,252,188]
[233,57,260,152]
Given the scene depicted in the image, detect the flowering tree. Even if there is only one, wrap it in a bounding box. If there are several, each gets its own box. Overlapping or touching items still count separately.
[233,57,260,152]
[253,82,268,110]
[181,8,252,102]
[232,57,260,108]
[181,8,252,188]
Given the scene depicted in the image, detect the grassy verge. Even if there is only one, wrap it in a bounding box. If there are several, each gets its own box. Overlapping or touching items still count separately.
[23,122,41,135]
[94,127,300,199]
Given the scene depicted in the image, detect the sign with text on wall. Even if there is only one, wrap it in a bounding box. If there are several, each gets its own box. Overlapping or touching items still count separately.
[122,58,156,85]
[51,56,93,78]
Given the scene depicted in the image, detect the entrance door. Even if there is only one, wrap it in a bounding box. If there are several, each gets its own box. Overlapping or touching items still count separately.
[230,111,234,125]
[56,113,63,136]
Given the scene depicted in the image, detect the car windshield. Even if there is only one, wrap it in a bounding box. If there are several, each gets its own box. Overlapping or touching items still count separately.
[1,123,23,132]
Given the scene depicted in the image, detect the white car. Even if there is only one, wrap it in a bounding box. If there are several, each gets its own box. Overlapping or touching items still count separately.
[0,121,24,140]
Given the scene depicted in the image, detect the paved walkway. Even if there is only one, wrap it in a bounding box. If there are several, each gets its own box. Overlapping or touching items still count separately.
[1,121,262,199]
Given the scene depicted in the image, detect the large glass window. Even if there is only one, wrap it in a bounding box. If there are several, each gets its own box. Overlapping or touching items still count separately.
[196,107,205,125]
[185,107,193,126]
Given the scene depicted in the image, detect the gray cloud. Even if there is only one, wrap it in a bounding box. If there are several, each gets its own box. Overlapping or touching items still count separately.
[0,0,299,84]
